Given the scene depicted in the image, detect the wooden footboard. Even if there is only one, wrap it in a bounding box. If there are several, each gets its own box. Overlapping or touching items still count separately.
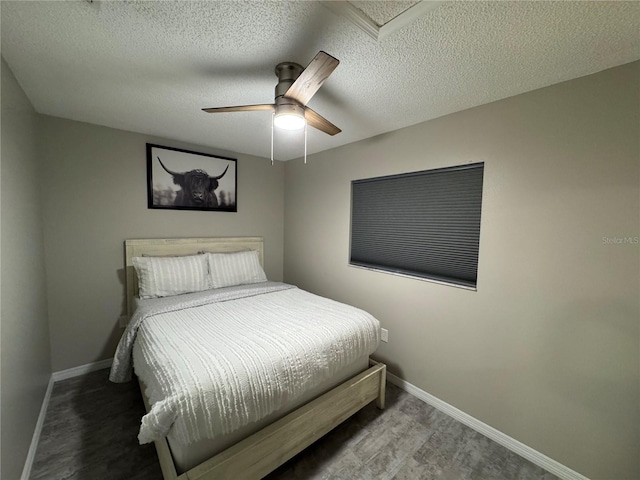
[141,360,386,480]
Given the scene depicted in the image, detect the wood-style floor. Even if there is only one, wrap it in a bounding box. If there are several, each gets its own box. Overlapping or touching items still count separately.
[30,368,558,480]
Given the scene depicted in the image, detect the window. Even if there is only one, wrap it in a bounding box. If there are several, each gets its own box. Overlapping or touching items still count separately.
[350,162,484,289]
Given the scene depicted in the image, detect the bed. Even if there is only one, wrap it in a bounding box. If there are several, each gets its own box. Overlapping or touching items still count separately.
[110,237,386,480]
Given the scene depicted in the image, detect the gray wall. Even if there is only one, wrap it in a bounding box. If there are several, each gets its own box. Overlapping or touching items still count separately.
[38,116,285,372]
[1,58,52,480]
[283,62,640,479]
[2,53,637,479]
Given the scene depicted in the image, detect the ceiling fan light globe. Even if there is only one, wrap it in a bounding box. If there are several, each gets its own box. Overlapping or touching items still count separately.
[274,112,306,130]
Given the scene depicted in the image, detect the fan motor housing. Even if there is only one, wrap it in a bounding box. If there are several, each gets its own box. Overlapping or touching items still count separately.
[275,97,305,114]
[274,62,304,99]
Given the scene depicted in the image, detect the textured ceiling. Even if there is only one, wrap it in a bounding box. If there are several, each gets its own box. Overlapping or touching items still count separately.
[2,1,639,161]
[351,1,421,25]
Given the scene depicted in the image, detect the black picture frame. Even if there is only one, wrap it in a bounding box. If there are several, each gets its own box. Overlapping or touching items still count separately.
[146,143,237,212]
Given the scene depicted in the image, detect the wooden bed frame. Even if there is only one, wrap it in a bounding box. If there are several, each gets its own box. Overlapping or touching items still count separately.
[124,237,386,480]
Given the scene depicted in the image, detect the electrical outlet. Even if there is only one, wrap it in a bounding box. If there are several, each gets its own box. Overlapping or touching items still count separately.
[381,328,389,343]
[118,315,128,328]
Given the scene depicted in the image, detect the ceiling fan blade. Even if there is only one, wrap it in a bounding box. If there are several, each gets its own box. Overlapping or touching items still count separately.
[284,51,339,106]
[305,107,341,136]
[202,104,274,113]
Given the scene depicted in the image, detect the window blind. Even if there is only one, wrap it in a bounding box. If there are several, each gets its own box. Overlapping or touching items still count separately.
[350,162,484,289]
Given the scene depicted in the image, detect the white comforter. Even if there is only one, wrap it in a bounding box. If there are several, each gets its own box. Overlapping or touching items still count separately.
[109,282,380,445]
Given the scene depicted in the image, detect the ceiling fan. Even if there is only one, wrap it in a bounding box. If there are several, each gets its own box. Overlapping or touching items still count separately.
[202,51,341,136]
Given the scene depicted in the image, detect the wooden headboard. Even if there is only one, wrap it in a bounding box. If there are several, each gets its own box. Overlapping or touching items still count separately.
[124,237,264,318]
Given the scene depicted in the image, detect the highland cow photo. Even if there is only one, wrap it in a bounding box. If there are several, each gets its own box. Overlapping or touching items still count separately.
[147,143,237,212]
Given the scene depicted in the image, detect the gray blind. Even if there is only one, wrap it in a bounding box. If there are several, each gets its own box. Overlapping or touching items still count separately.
[350,162,484,288]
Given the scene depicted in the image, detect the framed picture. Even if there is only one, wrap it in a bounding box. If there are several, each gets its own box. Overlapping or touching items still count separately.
[147,143,237,212]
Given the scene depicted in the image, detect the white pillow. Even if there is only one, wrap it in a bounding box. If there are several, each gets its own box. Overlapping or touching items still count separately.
[206,250,267,288]
[132,254,211,299]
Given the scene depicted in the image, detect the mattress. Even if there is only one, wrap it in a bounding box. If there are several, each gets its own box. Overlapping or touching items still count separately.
[110,282,380,471]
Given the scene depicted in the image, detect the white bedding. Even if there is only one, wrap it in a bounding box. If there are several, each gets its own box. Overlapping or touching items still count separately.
[110,282,380,446]
[166,357,370,473]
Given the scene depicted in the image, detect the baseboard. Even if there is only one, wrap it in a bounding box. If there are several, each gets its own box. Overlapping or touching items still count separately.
[20,376,54,480]
[51,357,113,382]
[22,358,114,479]
[386,373,589,480]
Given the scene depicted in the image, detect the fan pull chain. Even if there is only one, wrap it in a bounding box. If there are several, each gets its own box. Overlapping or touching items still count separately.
[304,121,308,164]
[270,113,275,166]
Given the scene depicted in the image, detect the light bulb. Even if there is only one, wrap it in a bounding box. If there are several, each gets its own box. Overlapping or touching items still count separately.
[274,112,306,130]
